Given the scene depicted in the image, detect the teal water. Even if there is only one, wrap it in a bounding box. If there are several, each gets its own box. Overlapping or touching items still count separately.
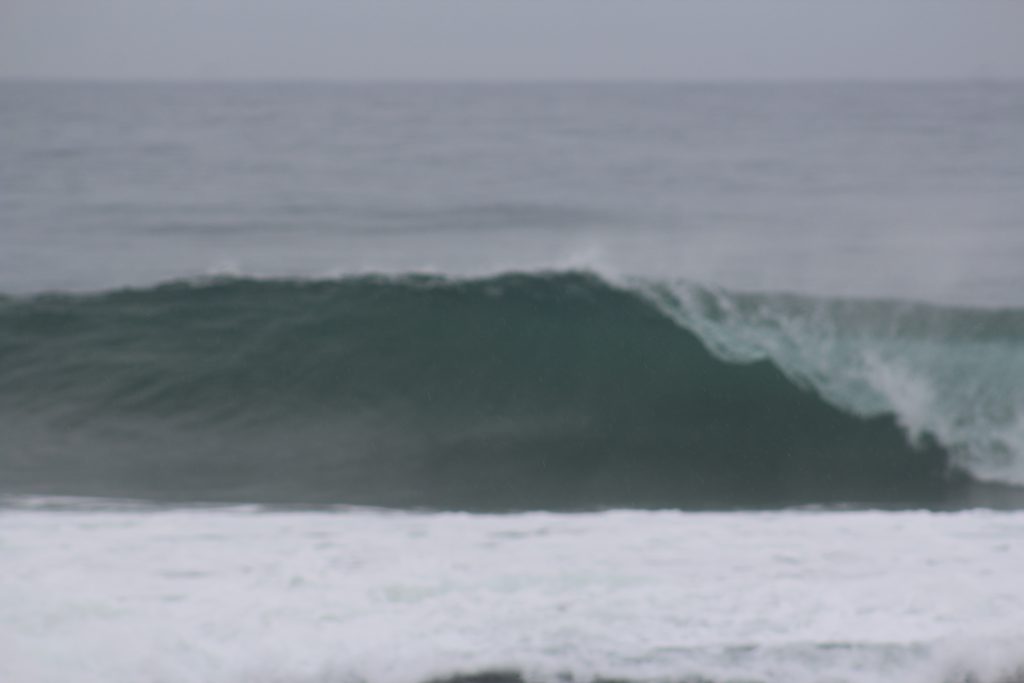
[1,272,1021,508]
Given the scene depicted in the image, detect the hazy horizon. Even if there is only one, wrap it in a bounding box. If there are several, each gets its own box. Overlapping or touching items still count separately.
[4,75,1024,85]
[3,0,1023,82]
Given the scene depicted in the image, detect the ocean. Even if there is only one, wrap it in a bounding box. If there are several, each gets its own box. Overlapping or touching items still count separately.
[1,81,1023,683]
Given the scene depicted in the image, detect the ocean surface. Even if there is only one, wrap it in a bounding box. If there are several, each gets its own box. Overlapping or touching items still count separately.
[1,81,1023,683]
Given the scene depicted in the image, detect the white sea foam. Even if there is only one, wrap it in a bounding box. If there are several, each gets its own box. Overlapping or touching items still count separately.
[2,504,1023,683]
[637,278,1024,486]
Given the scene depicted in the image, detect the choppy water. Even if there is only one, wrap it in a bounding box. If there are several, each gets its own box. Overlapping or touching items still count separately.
[1,82,1022,683]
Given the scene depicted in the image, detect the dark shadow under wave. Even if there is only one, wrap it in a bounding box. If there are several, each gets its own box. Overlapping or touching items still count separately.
[0,272,1018,510]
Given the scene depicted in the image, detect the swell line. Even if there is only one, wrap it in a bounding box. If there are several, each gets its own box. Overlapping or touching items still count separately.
[0,271,1021,509]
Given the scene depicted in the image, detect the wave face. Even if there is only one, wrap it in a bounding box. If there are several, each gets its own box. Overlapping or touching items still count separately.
[1,272,1021,509]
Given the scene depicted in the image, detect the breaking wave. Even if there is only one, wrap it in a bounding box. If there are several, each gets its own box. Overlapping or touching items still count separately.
[1,271,1021,509]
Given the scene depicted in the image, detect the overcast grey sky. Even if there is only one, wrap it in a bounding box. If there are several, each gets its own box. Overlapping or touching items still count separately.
[2,0,1023,82]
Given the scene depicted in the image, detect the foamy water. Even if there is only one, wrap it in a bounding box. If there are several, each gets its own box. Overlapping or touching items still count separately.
[3,503,1024,683]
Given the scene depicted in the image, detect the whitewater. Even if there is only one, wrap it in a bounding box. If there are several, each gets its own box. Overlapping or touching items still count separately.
[4,502,1024,683]
[1,82,1023,683]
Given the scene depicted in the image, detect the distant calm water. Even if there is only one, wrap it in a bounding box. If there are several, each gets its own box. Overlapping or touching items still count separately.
[1,82,1023,683]
[2,82,1022,302]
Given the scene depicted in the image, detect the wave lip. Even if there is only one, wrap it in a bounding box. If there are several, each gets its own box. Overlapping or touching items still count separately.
[0,271,1021,510]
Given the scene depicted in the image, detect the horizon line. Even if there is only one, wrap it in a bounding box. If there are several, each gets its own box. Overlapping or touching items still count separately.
[2,75,1022,86]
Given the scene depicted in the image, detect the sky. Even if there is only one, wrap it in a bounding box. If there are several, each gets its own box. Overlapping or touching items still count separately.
[2,0,1023,82]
